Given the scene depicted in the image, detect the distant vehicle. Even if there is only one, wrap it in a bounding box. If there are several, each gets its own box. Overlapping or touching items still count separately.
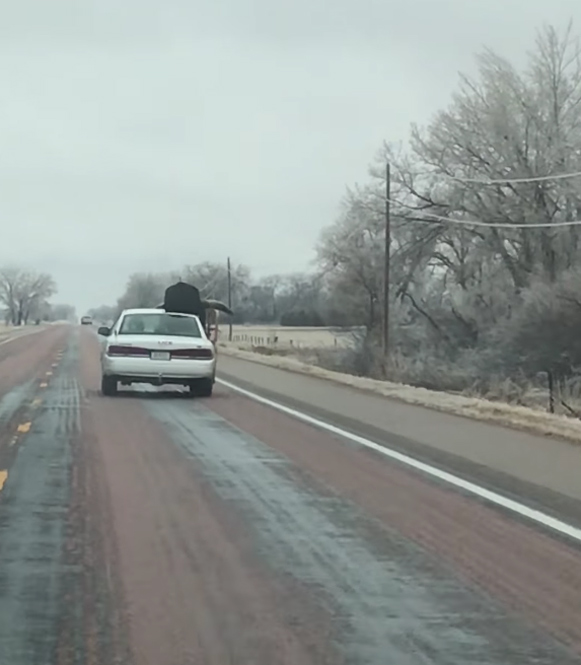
[98,308,216,397]
[80,315,93,325]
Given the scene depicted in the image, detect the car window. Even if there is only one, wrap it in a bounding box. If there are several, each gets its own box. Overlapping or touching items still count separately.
[118,313,202,337]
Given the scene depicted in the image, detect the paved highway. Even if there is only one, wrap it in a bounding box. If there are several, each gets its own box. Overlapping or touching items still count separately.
[0,325,580,664]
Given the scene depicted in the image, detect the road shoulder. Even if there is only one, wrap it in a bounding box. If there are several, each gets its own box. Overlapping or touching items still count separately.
[218,344,581,442]
[217,356,581,510]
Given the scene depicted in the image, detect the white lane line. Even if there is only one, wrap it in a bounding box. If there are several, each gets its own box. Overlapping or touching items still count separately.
[0,327,48,347]
[217,378,581,544]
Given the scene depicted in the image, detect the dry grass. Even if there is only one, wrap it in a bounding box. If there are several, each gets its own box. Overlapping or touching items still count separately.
[217,342,581,444]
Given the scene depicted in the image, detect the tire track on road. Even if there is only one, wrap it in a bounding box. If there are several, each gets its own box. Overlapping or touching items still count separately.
[0,329,69,503]
[209,387,581,657]
[0,328,127,665]
[75,327,581,663]
[145,397,579,665]
[55,331,131,665]
[0,332,78,665]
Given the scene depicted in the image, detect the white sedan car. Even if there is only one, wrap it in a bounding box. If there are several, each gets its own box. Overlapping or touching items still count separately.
[98,308,217,397]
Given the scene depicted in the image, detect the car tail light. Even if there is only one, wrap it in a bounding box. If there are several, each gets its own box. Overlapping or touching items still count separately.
[106,345,150,357]
[171,348,214,360]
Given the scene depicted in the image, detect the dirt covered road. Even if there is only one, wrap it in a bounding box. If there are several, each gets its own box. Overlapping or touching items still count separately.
[1,325,581,664]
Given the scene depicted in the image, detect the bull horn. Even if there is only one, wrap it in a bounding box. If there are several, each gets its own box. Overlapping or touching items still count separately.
[202,299,233,315]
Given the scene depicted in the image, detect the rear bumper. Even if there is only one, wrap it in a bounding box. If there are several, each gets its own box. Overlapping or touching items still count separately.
[114,375,213,386]
[102,356,216,381]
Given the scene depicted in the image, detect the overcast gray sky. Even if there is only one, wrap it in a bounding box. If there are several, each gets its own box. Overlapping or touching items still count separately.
[0,0,579,312]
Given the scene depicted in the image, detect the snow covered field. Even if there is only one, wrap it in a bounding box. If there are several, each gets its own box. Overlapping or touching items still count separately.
[218,325,362,349]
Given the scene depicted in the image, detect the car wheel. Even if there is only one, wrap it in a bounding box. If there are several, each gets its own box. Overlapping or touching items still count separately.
[189,378,213,397]
[101,375,118,396]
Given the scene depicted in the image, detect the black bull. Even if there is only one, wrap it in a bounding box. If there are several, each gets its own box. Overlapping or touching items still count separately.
[157,281,233,330]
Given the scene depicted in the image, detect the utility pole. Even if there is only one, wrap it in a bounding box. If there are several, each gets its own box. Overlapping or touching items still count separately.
[227,256,233,342]
[382,161,391,363]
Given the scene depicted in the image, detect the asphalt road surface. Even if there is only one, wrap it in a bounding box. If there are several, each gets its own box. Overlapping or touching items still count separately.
[1,325,581,664]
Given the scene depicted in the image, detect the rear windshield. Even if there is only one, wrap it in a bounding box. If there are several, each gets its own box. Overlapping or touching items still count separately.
[119,312,203,337]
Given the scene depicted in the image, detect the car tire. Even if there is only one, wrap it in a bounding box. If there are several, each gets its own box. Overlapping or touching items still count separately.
[189,378,213,398]
[101,375,118,396]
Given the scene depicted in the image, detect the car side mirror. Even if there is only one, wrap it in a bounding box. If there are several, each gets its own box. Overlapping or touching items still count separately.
[98,326,111,337]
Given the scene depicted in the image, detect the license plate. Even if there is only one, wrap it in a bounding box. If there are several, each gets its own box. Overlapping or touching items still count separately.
[151,351,170,361]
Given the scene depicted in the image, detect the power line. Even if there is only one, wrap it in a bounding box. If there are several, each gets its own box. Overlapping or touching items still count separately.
[385,197,581,229]
[448,170,581,185]
[200,270,227,297]
[391,168,581,185]
[397,211,581,229]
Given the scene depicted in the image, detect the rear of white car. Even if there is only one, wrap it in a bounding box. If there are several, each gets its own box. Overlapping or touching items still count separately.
[99,309,217,396]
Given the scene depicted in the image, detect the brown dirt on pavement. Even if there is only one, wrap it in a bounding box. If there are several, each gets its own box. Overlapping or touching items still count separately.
[0,325,68,396]
[208,387,581,656]
[78,330,340,665]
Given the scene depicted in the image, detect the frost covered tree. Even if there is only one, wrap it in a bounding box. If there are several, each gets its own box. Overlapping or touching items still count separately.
[0,267,57,325]
[317,187,385,331]
[386,24,581,280]
[115,272,170,312]
[318,23,581,382]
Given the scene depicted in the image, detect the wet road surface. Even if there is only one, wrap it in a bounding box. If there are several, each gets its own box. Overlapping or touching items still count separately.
[1,325,581,664]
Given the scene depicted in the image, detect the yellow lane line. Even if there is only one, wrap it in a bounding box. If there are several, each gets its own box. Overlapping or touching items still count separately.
[0,470,7,491]
[40,382,48,388]
[17,422,31,433]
